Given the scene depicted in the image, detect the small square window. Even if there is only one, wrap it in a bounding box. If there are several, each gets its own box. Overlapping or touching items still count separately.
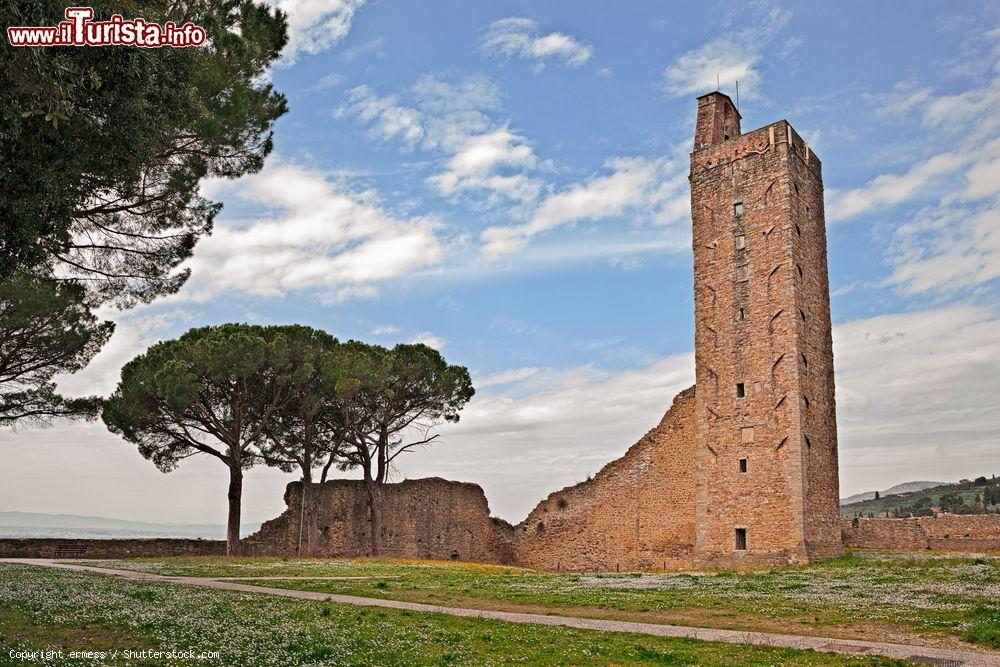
[739,458,748,473]
[733,202,744,217]
[735,234,746,250]
[735,383,746,398]
[735,528,747,550]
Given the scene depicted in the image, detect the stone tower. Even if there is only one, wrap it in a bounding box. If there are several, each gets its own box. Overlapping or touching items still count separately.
[690,92,842,566]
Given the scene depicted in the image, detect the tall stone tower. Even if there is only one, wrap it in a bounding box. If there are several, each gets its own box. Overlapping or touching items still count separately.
[690,92,842,566]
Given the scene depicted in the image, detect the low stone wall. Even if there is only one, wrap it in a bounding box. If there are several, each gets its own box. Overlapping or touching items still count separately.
[0,538,225,559]
[247,477,513,563]
[842,515,1000,552]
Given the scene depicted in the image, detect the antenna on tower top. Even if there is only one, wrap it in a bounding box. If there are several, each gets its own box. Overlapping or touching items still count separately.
[716,73,720,90]
[736,80,740,111]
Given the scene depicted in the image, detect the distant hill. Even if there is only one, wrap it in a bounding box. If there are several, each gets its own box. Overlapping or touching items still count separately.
[840,481,944,506]
[841,477,999,518]
[0,511,261,539]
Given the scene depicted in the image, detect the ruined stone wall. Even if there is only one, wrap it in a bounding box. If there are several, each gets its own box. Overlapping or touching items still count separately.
[247,477,513,563]
[511,387,698,571]
[0,538,225,558]
[842,516,1000,552]
[690,92,842,567]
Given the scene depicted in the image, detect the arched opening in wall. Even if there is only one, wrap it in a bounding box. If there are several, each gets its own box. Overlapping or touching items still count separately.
[767,265,781,296]
[771,354,786,386]
[557,497,569,510]
[763,180,777,207]
[768,309,784,336]
[706,367,719,393]
[705,240,718,263]
[450,550,460,560]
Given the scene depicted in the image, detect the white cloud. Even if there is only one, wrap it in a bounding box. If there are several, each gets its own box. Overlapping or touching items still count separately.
[268,0,366,66]
[339,73,545,205]
[660,5,790,99]
[428,128,542,203]
[833,305,1000,498]
[476,366,538,388]
[183,161,445,300]
[310,72,346,91]
[54,309,190,399]
[336,85,425,147]
[479,18,593,72]
[372,324,400,335]
[480,156,689,261]
[662,40,759,98]
[410,332,444,349]
[827,151,967,222]
[338,36,384,62]
[837,46,1000,295]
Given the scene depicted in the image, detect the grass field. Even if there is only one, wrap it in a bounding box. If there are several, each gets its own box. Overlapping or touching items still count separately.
[0,564,908,666]
[89,550,1000,651]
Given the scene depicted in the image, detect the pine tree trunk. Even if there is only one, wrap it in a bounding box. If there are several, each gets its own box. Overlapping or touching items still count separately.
[226,465,243,556]
[364,473,383,556]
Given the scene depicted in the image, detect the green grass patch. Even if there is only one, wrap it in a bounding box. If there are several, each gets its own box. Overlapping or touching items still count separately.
[0,564,907,666]
[90,550,1000,649]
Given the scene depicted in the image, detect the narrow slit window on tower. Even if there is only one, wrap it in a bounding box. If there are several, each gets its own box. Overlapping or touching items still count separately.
[735,234,746,250]
[733,202,744,217]
[795,223,801,236]
[739,458,748,473]
[735,528,747,551]
[737,307,745,321]
[736,382,746,398]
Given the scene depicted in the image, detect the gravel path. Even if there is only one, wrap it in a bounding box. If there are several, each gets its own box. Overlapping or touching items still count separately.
[3,558,994,666]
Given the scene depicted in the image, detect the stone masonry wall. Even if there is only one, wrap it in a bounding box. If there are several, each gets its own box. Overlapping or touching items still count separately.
[511,387,698,571]
[247,477,513,563]
[842,516,1000,552]
[0,538,225,559]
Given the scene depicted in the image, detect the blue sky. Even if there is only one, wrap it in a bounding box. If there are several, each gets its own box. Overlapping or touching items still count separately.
[2,0,999,525]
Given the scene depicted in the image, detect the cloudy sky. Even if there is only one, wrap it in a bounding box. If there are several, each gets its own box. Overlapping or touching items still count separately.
[2,0,999,526]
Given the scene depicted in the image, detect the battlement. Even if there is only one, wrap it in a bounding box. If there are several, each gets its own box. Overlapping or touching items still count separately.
[691,121,823,182]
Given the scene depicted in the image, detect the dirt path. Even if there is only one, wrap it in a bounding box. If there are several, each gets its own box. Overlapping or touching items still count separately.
[3,559,994,666]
